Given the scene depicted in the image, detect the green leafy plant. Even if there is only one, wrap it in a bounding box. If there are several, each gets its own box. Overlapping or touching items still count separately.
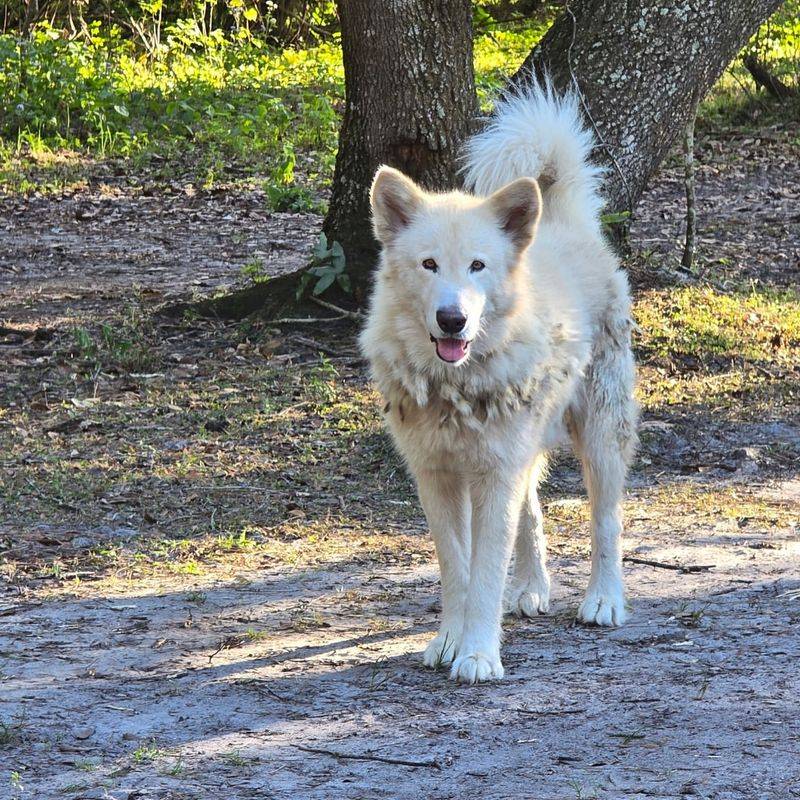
[71,304,156,373]
[240,259,269,283]
[0,21,342,193]
[265,182,321,212]
[73,327,97,360]
[296,232,350,300]
[305,355,340,404]
[600,209,632,240]
[132,738,163,763]
[264,141,325,211]
[600,210,631,228]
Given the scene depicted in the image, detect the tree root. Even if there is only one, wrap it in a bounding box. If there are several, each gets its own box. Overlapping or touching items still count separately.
[160,267,360,324]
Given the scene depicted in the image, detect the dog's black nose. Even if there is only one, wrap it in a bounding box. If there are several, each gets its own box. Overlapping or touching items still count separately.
[436,307,467,335]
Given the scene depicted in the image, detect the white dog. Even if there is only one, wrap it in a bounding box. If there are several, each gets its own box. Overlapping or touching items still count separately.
[360,84,638,684]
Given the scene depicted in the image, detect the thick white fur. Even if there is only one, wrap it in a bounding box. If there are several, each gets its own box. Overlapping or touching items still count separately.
[462,82,605,231]
[360,84,638,684]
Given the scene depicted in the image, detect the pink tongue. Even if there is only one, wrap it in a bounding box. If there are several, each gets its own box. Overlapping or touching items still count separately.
[435,338,467,362]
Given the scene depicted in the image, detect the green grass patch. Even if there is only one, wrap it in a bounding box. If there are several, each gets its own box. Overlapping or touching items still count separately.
[635,285,800,417]
[0,21,343,198]
[635,286,800,362]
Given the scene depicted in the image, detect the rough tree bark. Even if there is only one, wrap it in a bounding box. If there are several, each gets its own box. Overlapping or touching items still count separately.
[514,0,786,221]
[322,0,477,303]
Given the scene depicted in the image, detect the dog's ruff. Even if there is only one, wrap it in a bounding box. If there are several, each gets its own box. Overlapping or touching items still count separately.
[360,82,638,684]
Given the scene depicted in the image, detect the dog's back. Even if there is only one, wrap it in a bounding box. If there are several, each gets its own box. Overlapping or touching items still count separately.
[463,82,629,344]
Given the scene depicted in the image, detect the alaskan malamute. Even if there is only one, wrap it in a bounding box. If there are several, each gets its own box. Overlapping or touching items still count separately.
[360,85,638,683]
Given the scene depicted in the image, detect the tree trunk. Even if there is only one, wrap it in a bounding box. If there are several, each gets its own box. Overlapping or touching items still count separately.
[170,0,477,321]
[513,0,785,221]
[183,0,785,320]
[323,0,477,303]
[743,54,798,100]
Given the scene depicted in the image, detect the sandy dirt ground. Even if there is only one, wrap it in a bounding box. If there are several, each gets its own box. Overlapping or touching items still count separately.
[3,498,800,800]
[1,129,799,799]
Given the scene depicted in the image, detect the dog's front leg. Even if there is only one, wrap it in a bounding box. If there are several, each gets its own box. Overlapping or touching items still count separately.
[450,471,527,683]
[416,469,470,668]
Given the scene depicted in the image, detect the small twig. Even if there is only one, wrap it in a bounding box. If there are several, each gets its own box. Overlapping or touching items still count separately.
[517,707,586,715]
[623,556,714,573]
[190,484,285,492]
[270,400,313,419]
[250,682,291,702]
[279,7,338,43]
[293,745,441,770]
[59,571,99,579]
[310,296,363,321]
[208,635,244,662]
[291,334,345,357]
[681,97,698,271]
[752,363,785,379]
[728,66,757,101]
[269,315,348,325]
[619,697,661,704]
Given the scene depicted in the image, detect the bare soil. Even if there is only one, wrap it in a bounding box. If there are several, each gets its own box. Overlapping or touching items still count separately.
[1,125,799,800]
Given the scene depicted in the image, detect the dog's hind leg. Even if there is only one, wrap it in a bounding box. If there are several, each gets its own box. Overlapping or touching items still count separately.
[416,469,470,668]
[509,455,550,616]
[570,299,638,627]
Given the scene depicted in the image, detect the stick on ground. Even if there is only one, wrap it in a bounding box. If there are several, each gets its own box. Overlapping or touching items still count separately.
[293,744,441,770]
[681,99,698,271]
[624,556,714,573]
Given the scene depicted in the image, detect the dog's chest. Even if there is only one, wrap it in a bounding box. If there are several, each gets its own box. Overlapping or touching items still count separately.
[371,328,589,473]
[382,379,556,472]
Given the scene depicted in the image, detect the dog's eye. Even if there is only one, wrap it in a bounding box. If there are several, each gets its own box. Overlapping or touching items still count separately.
[422,258,438,272]
[470,260,486,272]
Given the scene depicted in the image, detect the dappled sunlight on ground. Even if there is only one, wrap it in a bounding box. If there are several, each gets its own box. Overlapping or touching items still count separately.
[1,98,799,798]
[2,496,799,796]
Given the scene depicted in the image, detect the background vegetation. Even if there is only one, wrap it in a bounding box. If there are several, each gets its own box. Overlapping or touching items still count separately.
[1,1,797,201]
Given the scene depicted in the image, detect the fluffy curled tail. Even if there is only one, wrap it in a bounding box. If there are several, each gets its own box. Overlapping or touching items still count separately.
[461,81,604,229]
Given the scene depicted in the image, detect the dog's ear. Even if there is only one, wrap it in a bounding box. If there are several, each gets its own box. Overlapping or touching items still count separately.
[370,166,424,245]
[487,177,542,252]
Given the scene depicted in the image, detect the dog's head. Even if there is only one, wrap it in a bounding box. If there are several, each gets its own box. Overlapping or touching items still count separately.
[370,166,541,367]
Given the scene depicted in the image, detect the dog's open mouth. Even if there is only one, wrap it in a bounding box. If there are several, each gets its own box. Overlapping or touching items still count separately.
[431,336,470,363]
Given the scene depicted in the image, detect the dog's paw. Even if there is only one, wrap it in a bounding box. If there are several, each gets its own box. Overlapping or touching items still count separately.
[422,631,459,669]
[449,650,504,684]
[578,581,628,627]
[509,578,550,617]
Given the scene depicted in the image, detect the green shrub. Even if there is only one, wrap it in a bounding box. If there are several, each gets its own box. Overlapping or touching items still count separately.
[0,20,343,191]
[0,6,797,194]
